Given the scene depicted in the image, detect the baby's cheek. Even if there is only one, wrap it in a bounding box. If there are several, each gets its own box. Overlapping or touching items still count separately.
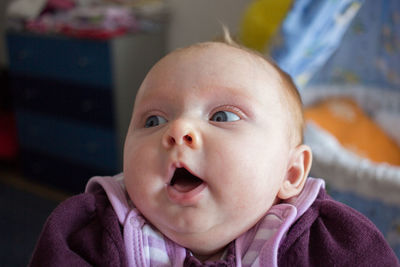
[124,139,154,172]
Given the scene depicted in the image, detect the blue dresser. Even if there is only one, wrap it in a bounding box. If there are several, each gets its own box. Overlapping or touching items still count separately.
[7,31,165,192]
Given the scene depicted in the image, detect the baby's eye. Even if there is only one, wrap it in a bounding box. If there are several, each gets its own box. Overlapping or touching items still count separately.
[210,111,240,122]
[144,115,167,128]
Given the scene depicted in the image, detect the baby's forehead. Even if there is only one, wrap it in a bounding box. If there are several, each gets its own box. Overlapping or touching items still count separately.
[147,42,282,92]
[145,44,274,88]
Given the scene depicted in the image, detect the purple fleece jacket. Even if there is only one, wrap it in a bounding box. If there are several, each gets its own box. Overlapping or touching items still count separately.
[29,187,399,266]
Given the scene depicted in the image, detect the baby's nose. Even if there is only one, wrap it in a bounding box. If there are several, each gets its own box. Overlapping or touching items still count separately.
[162,120,201,149]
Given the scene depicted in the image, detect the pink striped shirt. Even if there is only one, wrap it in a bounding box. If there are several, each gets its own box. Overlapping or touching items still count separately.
[86,175,324,267]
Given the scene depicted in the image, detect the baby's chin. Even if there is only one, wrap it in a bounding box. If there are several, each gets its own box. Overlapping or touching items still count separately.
[149,203,272,258]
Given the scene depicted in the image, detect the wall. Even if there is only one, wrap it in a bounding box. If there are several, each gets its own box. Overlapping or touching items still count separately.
[166,0,250,51]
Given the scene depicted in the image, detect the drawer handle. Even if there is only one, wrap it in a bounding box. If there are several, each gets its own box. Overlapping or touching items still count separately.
[81,100,94,112]
[23,88,37,100]
[85,142,99,154]
[77,57,89,67]
[27,125,41,136]
[18,50,30,60]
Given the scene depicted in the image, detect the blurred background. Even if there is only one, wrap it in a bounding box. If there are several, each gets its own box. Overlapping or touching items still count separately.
[0,0,399,265]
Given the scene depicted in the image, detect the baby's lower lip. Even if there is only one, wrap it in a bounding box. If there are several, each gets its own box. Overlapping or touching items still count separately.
[166,182,207,205]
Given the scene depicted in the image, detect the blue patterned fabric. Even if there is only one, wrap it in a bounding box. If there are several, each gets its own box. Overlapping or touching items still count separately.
[271,0,365,89]
[310,0,400,91]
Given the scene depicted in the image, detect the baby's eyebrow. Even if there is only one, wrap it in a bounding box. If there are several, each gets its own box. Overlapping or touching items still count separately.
[139,84,251,102]
[133,93,169,113]
[205,85,261,105]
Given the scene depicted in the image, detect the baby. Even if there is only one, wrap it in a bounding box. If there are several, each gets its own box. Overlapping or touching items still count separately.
[30,36,399,266]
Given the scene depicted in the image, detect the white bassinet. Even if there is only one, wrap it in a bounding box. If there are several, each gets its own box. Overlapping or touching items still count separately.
[303,85,400,205]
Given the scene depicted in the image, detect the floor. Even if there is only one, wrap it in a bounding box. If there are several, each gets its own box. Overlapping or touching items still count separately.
[0,163,70,266]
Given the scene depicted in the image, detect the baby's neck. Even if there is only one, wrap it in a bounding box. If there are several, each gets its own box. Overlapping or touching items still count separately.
[193,247,226,262]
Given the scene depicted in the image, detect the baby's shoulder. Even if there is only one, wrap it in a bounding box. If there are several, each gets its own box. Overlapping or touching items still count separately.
[278,189,399,266]
[50,187,125,240]
[30,188,127,266]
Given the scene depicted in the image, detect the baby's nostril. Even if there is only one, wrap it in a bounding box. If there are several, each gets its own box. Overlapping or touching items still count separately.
[184,135,192,143]
[169,136,176,145]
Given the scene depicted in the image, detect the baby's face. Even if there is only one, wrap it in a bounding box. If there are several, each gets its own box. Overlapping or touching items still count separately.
[124,43,293,257]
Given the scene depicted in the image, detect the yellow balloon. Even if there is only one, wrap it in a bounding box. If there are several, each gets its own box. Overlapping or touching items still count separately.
[240,0,293,52]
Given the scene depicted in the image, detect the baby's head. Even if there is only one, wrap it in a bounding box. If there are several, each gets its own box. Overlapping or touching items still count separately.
[123,38,312,259]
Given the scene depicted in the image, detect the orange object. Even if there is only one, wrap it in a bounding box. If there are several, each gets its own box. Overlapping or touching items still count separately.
[305,98,400,166]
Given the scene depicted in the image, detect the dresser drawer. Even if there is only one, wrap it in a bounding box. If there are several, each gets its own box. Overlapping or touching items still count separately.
[16,110,119,171]
[20,148,116,193]
[7,32,112,87]
[11,74,115,128]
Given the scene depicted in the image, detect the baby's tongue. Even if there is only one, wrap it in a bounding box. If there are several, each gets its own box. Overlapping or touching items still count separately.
[171,168,203,192]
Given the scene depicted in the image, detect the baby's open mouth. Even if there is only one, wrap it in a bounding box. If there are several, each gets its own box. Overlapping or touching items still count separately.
[170,168,204,193]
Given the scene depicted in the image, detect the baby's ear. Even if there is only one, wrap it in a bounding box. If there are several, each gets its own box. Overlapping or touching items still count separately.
[278,144,313,200]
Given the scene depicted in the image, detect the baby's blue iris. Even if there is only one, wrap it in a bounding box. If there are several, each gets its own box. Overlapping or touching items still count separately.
[210,111,240,122]
[145,115,167,128]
